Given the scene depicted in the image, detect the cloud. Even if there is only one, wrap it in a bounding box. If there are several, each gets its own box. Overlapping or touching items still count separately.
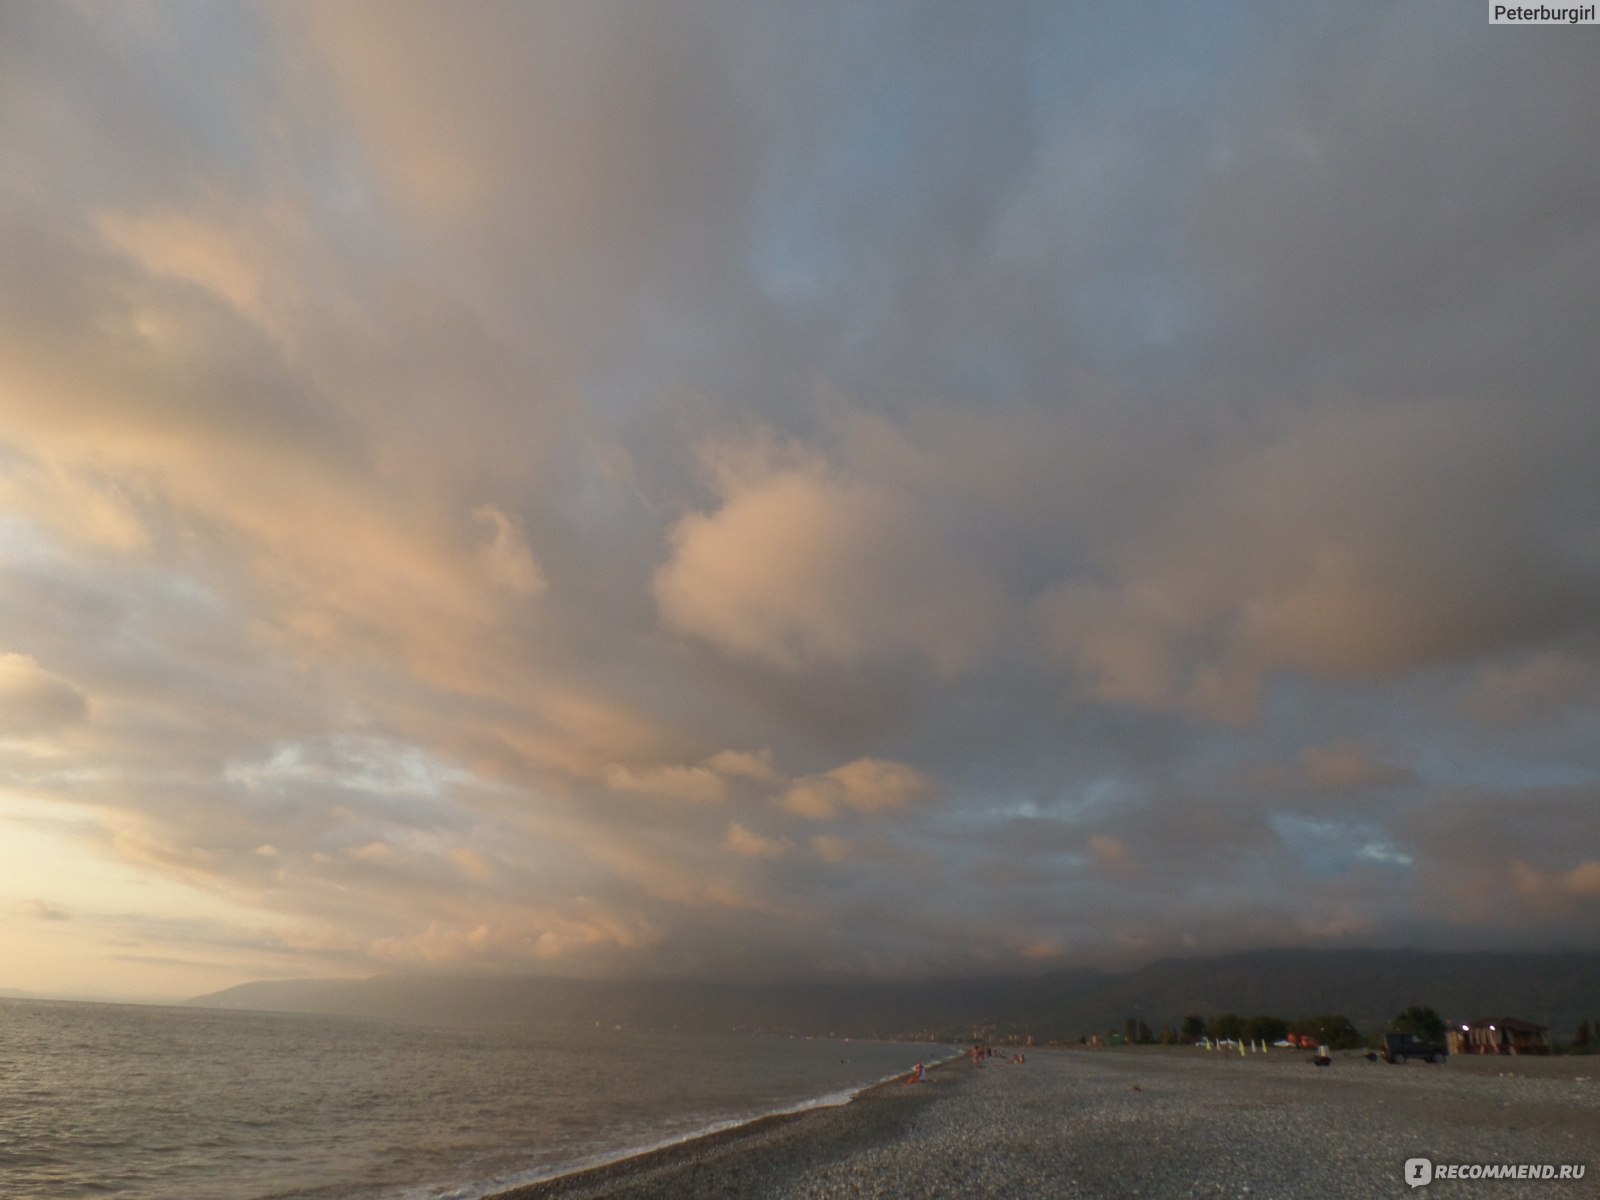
[1087,833,1133,875]
[472,505,546,597]
[601,763,728,805]
[1038,579,1262,725]
[594,747,784,806]
[0,456,150,556]
[654,441,1003,673]
[449,848,495,881]
[367,908,661,969]
[95,198,312,341]
[724,822,791,860]
[0,653,88,737]
[809,835,859,864]
[1391,785,1600,937]
[704,749,780,783]
[779,759,934,820]
[1296,743,1410,792]
[1466,650,1600,727]
[1246,741,1413,795]
[21,899,71,921]
[3,1,1599,994]
[1038,393,1600,724]
[1513,860,1600,907]
[349,841,402,866]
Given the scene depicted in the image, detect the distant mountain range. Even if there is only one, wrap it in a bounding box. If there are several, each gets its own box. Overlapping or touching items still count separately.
[0,988,55,1001]
[188,949,1600,1044]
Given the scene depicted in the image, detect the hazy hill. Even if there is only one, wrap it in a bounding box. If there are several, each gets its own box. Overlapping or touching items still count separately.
[189,949,1600,1043]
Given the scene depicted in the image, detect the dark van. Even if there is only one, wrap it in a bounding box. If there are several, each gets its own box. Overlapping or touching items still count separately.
[1381,1032,1448,1064]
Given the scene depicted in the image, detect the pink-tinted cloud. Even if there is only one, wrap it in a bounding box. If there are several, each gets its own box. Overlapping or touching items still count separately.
[655,442,1002,673]
[779,759,935,821]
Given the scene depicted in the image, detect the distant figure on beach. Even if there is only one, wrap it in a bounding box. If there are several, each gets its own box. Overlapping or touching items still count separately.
[906,1062,926,1084]
[1011,1053,1025,1064]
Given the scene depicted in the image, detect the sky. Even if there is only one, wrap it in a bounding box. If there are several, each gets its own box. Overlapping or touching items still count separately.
[2,1,1598,1002]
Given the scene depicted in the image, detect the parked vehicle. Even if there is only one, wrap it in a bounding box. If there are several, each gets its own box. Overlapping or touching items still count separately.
[1380,1032,1448,1064]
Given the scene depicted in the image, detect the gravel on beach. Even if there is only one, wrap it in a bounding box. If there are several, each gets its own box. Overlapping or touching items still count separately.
[487,1049,1598,1200]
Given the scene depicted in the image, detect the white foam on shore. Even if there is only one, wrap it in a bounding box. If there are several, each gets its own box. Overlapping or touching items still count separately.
[405,1049,964,1200]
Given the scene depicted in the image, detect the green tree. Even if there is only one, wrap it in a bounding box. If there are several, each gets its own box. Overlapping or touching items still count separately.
[1297,1013,1362,1050]
[1210,1013,1243,1041]
[1390,1006,1446,1043]
[1244,1014,1288,1044]
[1120,1017,1156,1044]
[1181,1014,1207,1042]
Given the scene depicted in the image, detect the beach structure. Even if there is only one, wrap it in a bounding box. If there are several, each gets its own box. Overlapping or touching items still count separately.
[1447,1016,1552,1056]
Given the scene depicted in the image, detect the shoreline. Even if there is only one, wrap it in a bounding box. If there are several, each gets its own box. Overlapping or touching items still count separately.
[482,1054,967,1200]
[484,1047,1596,1200]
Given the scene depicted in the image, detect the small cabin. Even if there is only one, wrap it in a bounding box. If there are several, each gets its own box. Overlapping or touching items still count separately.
[1447,1016,1552,1056]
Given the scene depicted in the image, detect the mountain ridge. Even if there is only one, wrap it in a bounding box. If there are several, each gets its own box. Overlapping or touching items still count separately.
[188,948,1600,1043]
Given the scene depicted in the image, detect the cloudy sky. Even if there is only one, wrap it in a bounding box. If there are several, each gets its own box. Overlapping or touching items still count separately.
[2,1,1598,1001]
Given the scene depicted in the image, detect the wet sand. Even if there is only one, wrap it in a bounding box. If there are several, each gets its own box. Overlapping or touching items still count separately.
[487,1049,1598,1199]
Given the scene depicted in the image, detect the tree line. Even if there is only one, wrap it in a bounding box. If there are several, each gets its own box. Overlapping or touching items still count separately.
[1109,1006,1447,1050]
[1102,1005,1600,1052]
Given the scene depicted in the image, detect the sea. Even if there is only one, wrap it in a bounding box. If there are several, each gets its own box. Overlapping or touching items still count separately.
[0,998,946,1200]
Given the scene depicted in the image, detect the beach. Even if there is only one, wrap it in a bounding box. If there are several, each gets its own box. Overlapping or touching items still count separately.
[490,1049,1597,1199]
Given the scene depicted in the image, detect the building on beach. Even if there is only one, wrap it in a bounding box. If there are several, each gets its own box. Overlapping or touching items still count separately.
[1447,1016,1552,1056]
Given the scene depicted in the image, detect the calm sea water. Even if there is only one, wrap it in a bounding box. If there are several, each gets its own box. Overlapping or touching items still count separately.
[0,998,943,1200]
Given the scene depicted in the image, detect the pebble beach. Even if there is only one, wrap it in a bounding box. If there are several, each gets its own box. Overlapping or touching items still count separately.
[489,1048,1597,1200]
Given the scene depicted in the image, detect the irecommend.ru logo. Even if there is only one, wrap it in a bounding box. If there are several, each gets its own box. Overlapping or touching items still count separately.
[1404,1157,1588,1186]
